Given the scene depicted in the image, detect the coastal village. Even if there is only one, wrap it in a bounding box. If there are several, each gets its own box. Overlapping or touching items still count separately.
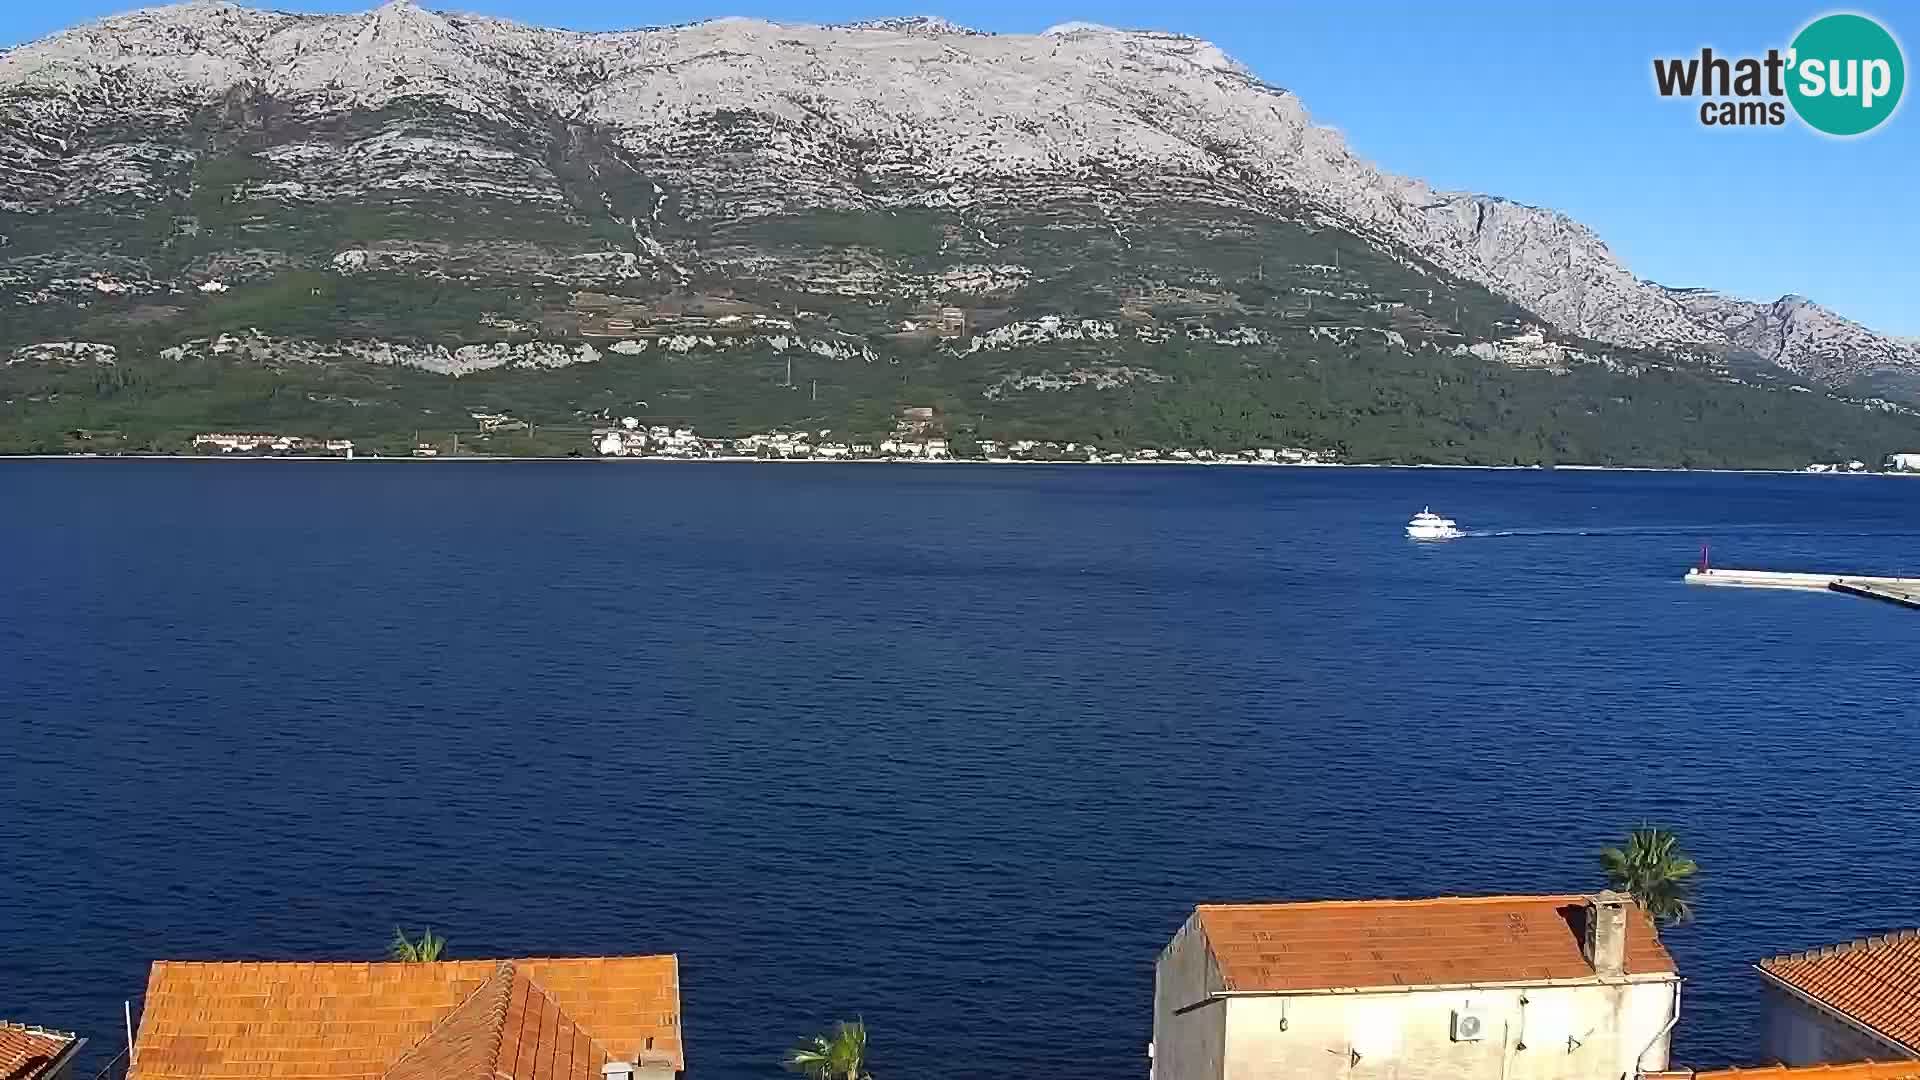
[585,413,1337,466]
[183,404,1342,466]
[6,871,1917,1080]
[176,406,1920,472]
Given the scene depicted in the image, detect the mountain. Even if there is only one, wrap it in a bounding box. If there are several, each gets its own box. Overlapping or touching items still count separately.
[2,0,1916,464]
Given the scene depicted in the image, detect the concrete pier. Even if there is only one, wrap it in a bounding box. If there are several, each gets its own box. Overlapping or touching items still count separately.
[1830,579,1920,609]
[1685,567,1920,608]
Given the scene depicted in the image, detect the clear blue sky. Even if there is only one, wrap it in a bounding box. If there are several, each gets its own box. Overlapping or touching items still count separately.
[6,1,1917,335]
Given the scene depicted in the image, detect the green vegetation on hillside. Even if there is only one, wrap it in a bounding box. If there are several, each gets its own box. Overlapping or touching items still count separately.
[4,93,1915,466]
[4,322,1914,468]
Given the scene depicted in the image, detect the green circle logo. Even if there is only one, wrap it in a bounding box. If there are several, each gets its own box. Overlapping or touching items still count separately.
[1787,13,1906,136]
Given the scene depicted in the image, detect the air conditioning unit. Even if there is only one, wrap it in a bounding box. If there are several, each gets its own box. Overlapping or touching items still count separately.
[1451,1008,1488,1042]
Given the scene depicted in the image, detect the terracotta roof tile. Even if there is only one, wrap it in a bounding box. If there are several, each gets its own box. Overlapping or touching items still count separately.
[1695,1064,1920,1080]
[381,963,515,1080]
[1194,894,1676,992]
[1,1022,80,1080]
[1758,930,1920,1052]
[377,963,620,1080]
[127,955,682,1080]
[514,958,681,1065]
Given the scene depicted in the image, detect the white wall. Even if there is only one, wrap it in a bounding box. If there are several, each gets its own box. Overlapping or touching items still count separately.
[1761,982,1912,1066]
[1218,979,1679,1080]
[1154,915,1229,1080]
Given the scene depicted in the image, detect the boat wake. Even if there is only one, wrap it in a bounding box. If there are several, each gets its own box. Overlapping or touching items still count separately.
[1461,526,1920,539]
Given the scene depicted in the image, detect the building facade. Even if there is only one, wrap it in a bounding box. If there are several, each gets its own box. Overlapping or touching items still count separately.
[1152,893,1681,1080]
[1757,931,1920,1066]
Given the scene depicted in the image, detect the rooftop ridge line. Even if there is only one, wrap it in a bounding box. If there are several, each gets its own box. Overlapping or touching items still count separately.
[511,966,629,1072]
[1197,893,1593,912]
[149,958,504,971]
[1760,927,1920,968]
[376,960,514,1080]
[145,954,677,969]
[0,1023,79,1040]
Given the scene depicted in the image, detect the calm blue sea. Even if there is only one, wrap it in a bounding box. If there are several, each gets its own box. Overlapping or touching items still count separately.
[3,462,1917,1078]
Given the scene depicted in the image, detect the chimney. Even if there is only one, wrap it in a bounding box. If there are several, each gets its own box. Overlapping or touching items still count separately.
[1584,891,1631,976]
[605,1051,676,1080]
[634,1055,678,1080]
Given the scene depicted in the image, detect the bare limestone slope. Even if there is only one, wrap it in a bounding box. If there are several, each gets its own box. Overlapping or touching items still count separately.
[4,1,1919,466]
[2,0,1911,390]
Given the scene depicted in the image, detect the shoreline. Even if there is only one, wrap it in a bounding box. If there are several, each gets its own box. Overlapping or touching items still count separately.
[1,453,1914,478]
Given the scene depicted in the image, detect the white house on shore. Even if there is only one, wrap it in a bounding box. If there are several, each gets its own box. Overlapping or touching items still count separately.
[1151,892,1680,1080]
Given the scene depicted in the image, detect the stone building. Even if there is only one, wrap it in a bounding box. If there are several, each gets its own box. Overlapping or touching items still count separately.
[1757,931,1920,1065]
[1151,892,1680,1080]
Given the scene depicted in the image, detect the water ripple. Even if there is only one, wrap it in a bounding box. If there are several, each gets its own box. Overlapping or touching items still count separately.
[2,462,1917,1078]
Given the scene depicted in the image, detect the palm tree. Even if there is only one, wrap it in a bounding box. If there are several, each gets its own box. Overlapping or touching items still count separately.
[786,1020,870,1080]
[1600,827,1699,926]
[387,927,446,962]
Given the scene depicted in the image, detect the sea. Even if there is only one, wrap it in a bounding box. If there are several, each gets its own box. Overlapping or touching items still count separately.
[3,460,1917,1079]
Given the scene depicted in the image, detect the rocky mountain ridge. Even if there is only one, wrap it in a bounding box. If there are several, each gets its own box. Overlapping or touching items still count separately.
[3,0,1912,392]
[3,0,1918,466]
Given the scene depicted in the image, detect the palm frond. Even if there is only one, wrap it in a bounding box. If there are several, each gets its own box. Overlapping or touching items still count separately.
[1598,826,1699,927]
[785,1020,869,1080]
[388,927,447,962]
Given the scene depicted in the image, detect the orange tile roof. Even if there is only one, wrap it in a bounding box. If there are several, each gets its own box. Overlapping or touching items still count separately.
[1758,930,1920,1052]
[129,955,682,1080]
[1193,894,1677,992]
[1,1022,81,1080]
[380,966,521,1080]
[1694,1064,1920,1080]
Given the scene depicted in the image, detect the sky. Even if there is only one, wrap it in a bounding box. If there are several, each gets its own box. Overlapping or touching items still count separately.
[4,1,1917,336]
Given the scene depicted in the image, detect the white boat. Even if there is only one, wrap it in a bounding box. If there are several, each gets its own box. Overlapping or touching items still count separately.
[1406,507,1464,540]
